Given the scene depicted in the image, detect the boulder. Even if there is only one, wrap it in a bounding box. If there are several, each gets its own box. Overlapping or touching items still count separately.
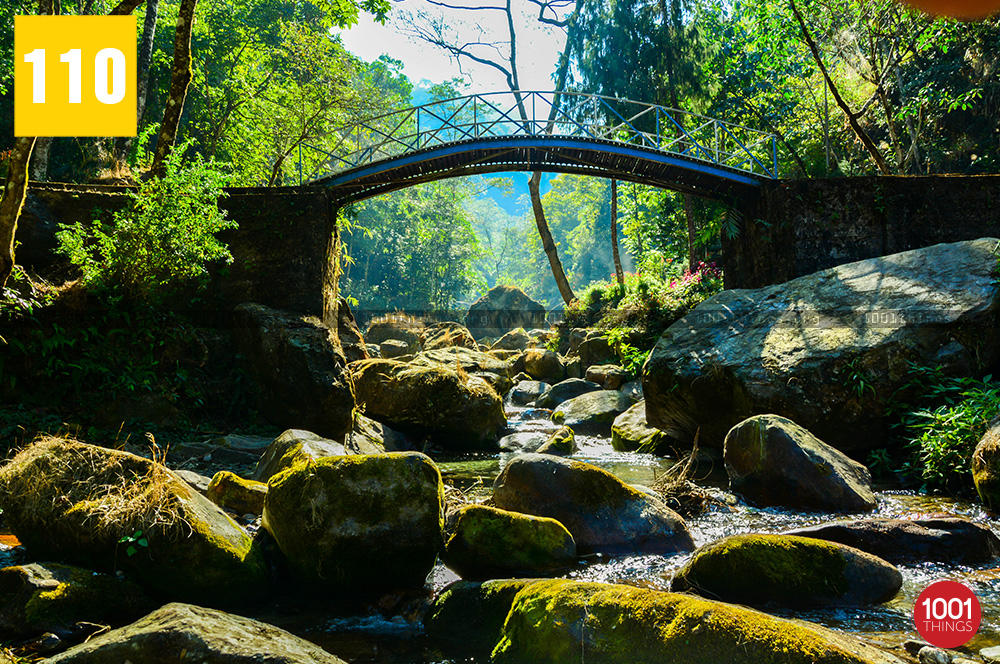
[233,302,355,439]
[350,359,506,450]
[0,562,154,639]
[577,333,617,369]
[536,426,576,456]
[510,380,550,406]
[410,346,516,379]
[207,471,267,516]
[465,286,547,338]
[44,603,347,664]
[498,432,549,454]
[523,348,564,382]
[536,378,602,409]
[491,328,532,352]
[724,415,876,512]
[585,364,628,390]
[169,434,273,469]
[552,390,632,435]
[611,401,670,454]
[424,579,540,655]
[973,417,1000,511]
[380,339,410,359]
[492,454,694,555]
[343,412,408,454]
[621,379,643,402]
[174,469,212,495]
[673,533,902,608]
[786,517,1000,564]
[366,343,381,358]
[644,239,1000,453]
[251,429,348,483]
[420,321,478,351]
[364,315,425,353]
[262,452,443,595]
[442,505,576,580]
[336,297,370,364]
[0,438,268,605]
[493,579,905,664]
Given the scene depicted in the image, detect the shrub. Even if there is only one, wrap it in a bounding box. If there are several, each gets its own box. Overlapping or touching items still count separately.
[55,144,234,303]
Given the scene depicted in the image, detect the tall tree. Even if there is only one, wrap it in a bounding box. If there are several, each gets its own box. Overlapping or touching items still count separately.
[149,0,196,178]
[611,179,624,286]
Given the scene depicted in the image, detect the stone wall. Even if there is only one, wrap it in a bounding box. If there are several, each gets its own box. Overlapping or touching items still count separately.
[724,175,1000,288]
[16,183,339,324]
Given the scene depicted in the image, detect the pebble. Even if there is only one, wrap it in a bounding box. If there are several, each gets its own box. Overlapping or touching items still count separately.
[904,640,932,655]
[918,646,952,664]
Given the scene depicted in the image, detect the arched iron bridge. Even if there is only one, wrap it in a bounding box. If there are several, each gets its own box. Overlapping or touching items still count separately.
[302,91,779,204]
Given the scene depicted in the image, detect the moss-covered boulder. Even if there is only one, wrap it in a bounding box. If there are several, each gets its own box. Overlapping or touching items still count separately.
[420,321,478,350]
[536,426,577,456]
[411,346,516,378]
[973,417,1000,511]
[0,562,155,639]
[724,415,876,512]
[442,505,575,580]
[44,603,347,664]
[536,378,602,409]
[233,302,355,440]
[787,517,1000,564]
[207,471,267,516]
[493,454,694,555]
[424,579,540,656]
[552,390,632,435]
[350,359,505,450]
[611,401,670,454]
[492,579,905,664]
[673,533,902,608]
[262,452,443,595]
[523,349,564,383]
[0,438,268,606]
[251,429,348,482]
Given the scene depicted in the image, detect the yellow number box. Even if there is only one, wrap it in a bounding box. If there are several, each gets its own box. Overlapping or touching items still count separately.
[15,15,137,137]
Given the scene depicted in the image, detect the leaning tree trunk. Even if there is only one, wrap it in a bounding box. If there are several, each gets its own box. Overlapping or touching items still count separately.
[529,171,576,305]
[29,138,53,182]
[115,0,160,161]
[611,179,624,286]
[0,138,38,289]
[150,0,196,178]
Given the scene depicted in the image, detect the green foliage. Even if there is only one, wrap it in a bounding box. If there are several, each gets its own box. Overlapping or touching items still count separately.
[55,146,234,303]
[119,530,150,557]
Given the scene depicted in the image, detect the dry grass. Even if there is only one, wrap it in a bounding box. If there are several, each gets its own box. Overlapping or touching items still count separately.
[650,431,729,518]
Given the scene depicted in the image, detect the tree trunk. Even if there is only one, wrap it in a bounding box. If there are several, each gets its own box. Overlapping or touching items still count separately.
[0,138,37,289]
[29,137,53,182]
[115,0,160,161]
[150,0,197,178]
[611,179,624,286]
[684,193,698,270]
[529,171,575,305]
[790,0,890,175]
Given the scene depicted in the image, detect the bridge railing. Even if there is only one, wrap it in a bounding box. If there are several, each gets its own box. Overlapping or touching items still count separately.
[303,91,778,183]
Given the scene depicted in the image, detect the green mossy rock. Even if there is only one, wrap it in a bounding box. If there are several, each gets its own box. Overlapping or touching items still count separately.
[442,505,576,579]
[552,390,632,435]
[262,452,444,595]
[0,438,268,606]
[492,453,694,555]
[611,401,670,454]
[207,471,267,516]
[44,602,347,663]
[536,426,577,456]
[973,418,1000,511]
[724,415,876,512]
[492,579,905,664]
[424,579,540,656]
[0,562,155,639]
[252,429,348,482]
[673,533,902,608]
[350,359,505,450]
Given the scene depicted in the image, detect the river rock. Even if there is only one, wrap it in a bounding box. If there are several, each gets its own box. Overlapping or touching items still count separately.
[207,471,267,516]
[611,401,670,454]
[621,379,643,402]
[351,359,506,450]
[786,517,1000,564]
[576,332,616,369]
[552,390,632,435]
[536,426,577,456]
[251,429,348,482]
[336,297,370,364]
[498,432,549,454]
[174,469,212,494]
[442,505,576,579]
[420,321,478,350]
[380,339,410,359]
[44,603,347,664]
[492,454,694,555]
[365,315,424,353]
[673,533,902,608]
[0,438,268,605]
[0,562,154,639]
[523,348,564,382]
[493,579,905,664]
[233,302,355,439]
[724,414,876,512]
[644,238,1000,453]
[465,286,547,338]
[536,378,602,409]
[262,452,443,595]
[424,579,541,655]
[973,417,1000,511]
[586,364,628,390]
[412,346,516,378]
[491,328,532,351]
[343,412,409,454]
[510,380,550,405]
